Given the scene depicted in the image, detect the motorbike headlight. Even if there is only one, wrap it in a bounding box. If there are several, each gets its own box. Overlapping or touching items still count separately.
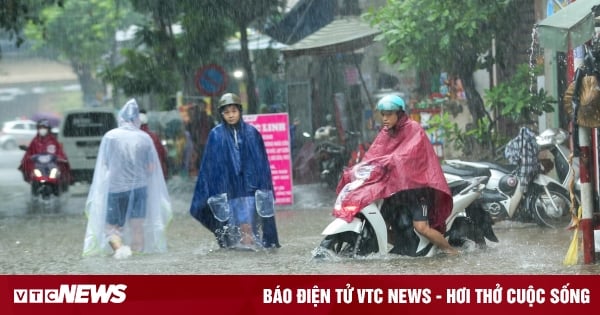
[33,169,42,177]
[49,168,58,179]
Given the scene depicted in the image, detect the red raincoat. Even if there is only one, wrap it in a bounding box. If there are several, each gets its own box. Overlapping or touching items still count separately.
[334,115,452,233]
[141,124,168,180]
[18,133,72,184]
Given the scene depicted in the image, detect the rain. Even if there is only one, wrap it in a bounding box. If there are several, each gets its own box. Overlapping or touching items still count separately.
[1,0,599,275]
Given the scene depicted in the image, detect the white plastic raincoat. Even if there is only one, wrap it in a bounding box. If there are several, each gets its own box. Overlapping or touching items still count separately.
[83,99,172,256]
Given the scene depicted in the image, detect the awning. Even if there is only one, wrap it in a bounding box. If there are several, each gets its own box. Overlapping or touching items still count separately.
[536,0,600,52]
[281,17,380,57]
[225,32,287,51]
[264,0,336,45]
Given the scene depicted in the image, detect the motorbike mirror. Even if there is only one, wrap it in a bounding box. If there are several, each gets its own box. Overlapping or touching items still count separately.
[536,128,568,146]
[18,145,28,151]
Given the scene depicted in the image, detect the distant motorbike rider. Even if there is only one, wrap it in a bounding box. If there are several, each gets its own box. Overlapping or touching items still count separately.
[18,119,72,190]
[335,94,458,255]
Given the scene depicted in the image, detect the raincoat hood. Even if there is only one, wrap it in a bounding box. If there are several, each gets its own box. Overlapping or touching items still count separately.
[334,115,452,233]
[118,98,142,129]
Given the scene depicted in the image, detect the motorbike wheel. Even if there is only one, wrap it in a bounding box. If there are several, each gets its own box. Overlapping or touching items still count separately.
[530,186,572,229]
[316,216,379,258]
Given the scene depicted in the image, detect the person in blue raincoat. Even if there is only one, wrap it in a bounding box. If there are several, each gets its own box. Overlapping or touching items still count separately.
[189,92,280,249]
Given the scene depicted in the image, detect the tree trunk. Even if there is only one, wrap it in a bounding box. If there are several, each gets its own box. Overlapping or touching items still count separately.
[460,72,486,123]
[72,62,99,107]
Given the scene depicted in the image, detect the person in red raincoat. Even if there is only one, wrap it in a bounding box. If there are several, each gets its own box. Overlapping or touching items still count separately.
[139,110,168,180]
[18,119,72,190]
[335,94,458,255]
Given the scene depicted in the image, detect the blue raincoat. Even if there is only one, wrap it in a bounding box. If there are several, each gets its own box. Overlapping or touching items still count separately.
[190,119,280,248]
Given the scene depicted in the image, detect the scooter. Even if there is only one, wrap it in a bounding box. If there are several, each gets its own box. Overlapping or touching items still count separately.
[312,126,363,189]
[442,157,573,229]
[28,153,66,213]
[536,128,580,194]
[312,163,496,259]
[19,145,68,213]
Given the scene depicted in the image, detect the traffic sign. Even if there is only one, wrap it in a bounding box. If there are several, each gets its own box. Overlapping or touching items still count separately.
[194,64,228,96]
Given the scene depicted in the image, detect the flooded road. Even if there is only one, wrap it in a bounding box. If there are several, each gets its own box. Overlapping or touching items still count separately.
[1,149,598,274]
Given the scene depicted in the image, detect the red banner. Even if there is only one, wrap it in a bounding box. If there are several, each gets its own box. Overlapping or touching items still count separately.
[1,275,599,315]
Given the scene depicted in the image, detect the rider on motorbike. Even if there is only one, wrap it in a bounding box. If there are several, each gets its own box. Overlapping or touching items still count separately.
[335,95,458,255]
[18,119,72,191]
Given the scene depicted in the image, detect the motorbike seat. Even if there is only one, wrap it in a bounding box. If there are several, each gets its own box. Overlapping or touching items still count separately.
[476,162,517,174]
[442,163,491,178]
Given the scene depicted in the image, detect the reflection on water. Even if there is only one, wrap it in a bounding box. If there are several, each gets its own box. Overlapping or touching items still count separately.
[1,206,599,275]
[0,174,598,274]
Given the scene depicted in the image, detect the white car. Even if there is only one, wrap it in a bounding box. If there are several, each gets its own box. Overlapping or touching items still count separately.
[0,119,38,150]
[58,107,117,183]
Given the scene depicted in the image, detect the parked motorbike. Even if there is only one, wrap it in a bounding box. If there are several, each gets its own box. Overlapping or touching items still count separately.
[312,163,497,259]
[536,128,580,194]
[312,126,368,189]
[442,157,573,229]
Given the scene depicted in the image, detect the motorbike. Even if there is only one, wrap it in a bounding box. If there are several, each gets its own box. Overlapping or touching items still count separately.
[442,129,576,229]
[536,128,580,194]
[312,163,497,259]
[28,153,67,212]
[311,126,368,189]
[19,145,68,213]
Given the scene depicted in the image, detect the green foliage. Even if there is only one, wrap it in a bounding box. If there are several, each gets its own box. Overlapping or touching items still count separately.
[426,112,466,152]
[364,0,510,76]
[0,0,61,51]
[101,49,175,95]
[484,63,556,124]
[366,1,557,158]
[100,0,283,111]
[24,0,137,105]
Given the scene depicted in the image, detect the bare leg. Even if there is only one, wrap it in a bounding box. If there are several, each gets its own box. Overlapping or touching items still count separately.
[130,218,144,252]
[240,223,254,245]
[106,225,123,251]
[413,221,459,255]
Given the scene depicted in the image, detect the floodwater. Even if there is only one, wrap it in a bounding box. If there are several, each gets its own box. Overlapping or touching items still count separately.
[0,149,599,275]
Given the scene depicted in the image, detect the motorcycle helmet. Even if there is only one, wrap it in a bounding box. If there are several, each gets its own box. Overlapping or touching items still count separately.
[37,119,51,129]
[376,94,405,112]
[37,119,51,137]
[218,93,242,113]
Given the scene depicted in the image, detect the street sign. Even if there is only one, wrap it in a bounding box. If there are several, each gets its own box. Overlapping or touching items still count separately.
[194,64,228,96]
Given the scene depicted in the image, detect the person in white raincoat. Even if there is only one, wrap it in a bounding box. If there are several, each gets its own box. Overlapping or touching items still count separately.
[83,99,172,259]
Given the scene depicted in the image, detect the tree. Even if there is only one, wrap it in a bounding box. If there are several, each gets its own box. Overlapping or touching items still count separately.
[368,1,528,118]
[0,0,62,56]
[24,0,135,106]
[364,0,549,157]
[103,1,283,112]
[101,0,235,109]
[203,0,283,114]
